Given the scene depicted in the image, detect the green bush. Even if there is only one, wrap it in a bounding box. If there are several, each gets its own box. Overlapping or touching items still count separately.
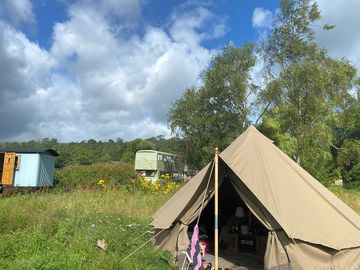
[347,163,360,187]
[55,163,136,191]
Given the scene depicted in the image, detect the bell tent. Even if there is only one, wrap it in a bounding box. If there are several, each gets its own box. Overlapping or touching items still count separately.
[152,125,360,269]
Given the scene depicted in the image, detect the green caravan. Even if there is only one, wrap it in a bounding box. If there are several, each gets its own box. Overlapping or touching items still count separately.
[134,150,184,182]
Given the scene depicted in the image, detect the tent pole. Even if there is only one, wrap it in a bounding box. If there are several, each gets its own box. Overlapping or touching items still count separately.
[214,147,219,270]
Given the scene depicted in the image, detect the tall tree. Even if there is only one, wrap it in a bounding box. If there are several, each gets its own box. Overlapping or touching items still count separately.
[169,44,256,168]
[258,0,358,182]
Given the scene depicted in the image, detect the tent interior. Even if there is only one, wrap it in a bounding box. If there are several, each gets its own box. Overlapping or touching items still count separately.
[188,177,267,269]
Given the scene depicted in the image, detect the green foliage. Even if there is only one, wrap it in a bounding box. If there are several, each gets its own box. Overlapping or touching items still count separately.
[323,24,335,30]
[1,136,181,169]
[258,0,359,183]
[332,91,360,181]
[54,163,136,191]
[336,92,360,142]
[337,140,360,169]
[0,190,175,270]
[169,44,256,168]
[259,117,297,158]
[337,140,360,184]
[328,167,342,181]
[262,0,322,68]
[348,164,360,186]
[67,146,98,165]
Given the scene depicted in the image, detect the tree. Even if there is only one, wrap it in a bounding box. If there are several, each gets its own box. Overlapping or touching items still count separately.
[335,88,360,143]
[169,44,256,168]
[68,146,97,165]
[335,89,360,185]
[0,134,183,168]
[257,0,358,182]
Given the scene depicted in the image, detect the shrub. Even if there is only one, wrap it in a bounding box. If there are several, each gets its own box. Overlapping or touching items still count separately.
[347,163,360,188]
[54,163,136,191]
[128,174,181,195]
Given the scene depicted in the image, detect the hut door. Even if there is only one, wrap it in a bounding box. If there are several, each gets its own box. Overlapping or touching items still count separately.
[2,153,16,185]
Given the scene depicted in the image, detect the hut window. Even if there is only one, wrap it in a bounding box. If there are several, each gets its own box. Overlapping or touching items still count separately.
[15,155,21,170]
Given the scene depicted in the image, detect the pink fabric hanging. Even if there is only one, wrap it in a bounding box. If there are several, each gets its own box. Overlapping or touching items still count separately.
[188,224,202,270]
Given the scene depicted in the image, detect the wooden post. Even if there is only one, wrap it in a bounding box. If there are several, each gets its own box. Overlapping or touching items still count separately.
[214,147,219,270]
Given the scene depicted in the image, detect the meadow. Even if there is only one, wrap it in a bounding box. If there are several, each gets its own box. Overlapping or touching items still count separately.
[0,163,359,270]
[0,188,176,270]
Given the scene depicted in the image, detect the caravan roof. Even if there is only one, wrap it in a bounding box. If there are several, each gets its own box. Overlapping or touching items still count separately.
[136,150,177,156]
[0,148,59,156]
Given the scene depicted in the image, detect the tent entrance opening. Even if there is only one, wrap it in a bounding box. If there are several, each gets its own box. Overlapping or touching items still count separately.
[189,178,267,269]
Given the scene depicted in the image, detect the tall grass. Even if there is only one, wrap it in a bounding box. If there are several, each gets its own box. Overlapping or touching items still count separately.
[0,189,175,270]
[329,186,360,214]
[54,163,136,191]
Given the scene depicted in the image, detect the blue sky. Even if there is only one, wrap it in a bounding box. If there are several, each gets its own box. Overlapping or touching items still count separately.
[0,0,358,142]
[22,1,279,50]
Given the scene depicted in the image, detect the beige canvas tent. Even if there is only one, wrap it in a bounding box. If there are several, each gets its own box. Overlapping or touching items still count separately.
[152,125,360,269]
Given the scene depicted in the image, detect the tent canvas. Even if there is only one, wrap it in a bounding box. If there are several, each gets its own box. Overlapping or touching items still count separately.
[152,126,360,269]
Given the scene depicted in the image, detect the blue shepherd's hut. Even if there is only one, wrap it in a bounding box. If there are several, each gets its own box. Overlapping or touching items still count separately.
[0,148,59,188]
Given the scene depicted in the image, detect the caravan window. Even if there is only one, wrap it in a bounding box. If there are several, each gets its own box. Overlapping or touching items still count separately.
[15,155,21,171]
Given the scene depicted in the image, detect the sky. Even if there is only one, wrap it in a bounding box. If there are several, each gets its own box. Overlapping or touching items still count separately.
[0,0,359,142]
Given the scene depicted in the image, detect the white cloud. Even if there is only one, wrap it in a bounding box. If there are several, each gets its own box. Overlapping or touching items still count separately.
[252,7,273,29]
[0,21,53,140]
[101,0,141,20]
[170,6,227,44]
[315,0,360,68]
[3,0,35,25]
[0,1,221,142]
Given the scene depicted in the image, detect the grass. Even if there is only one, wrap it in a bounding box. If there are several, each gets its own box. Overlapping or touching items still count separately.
[0,189,175,270]
[329,185,360,214]
[1,180,360,270]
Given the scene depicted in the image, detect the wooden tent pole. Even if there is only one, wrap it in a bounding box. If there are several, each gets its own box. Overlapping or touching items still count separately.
[214,147,219,270]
